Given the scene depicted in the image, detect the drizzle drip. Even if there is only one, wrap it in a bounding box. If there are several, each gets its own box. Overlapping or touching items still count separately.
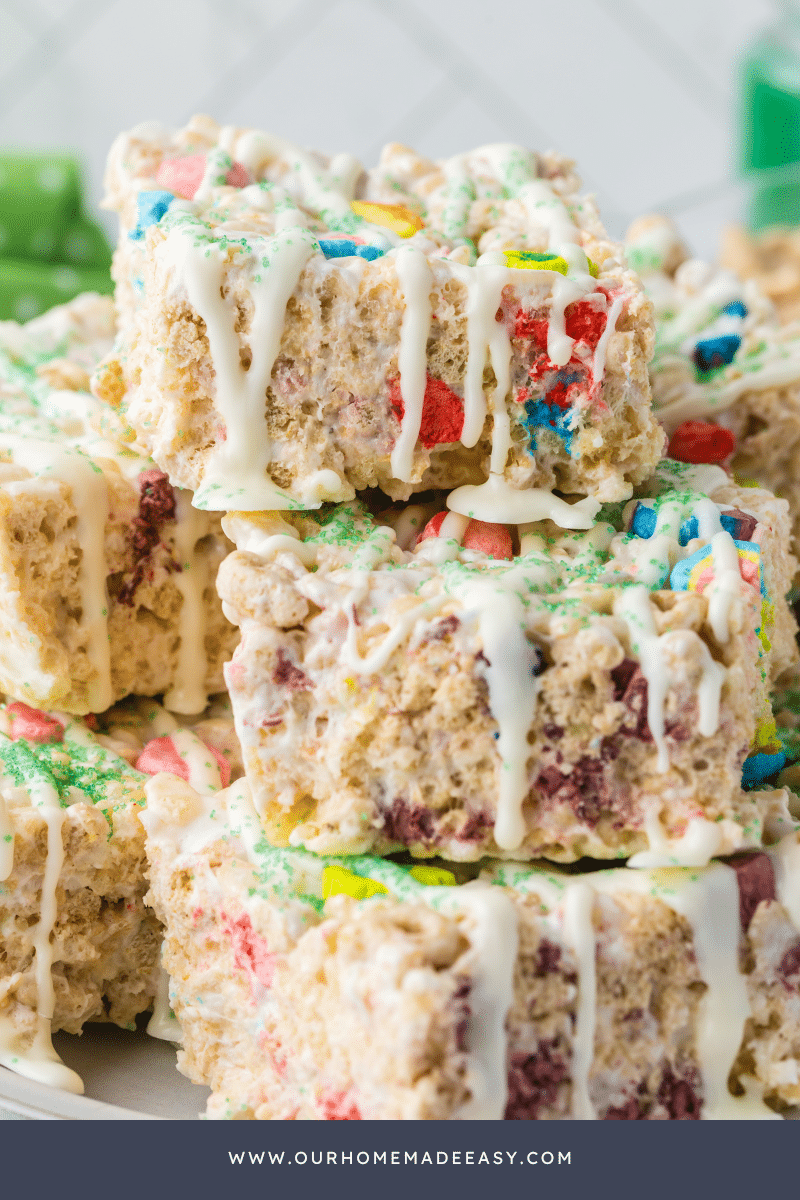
[160,216,326,510]
[0,769,83,1094]
[390,246,433,482]
[163,491,213,714]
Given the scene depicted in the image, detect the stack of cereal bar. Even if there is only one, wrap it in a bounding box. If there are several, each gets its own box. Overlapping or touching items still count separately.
[19,115,800,1118]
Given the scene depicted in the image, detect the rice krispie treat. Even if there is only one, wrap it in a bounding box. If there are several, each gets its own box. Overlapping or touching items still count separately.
[142,773,800,1120]
[0,292,238,714]
[721,224,800,326]
[94,115,663,511]
[216,461,798,864]
[0,695,240,1093]
[625,216,800,557]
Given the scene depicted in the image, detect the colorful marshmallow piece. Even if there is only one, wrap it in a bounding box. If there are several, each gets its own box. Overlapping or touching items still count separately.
[521,398,575,454]
[416,511,448,544]
[408,864,456,887]
[416,512,513,559]
[752,712,784,755]
[504,250,569,275]
[6,702,64,745]
[155,155,250,201]
[462,519,514,560]
[224,162,251,190]
[322,865,390,901]
[742,749,786,789]
[135,735,231,788]
[668,420,736,464]
[350,200,424,238]
[317,237,384,262]
[676,508,758,548]
[670,538,763,597]
[128,190,174,241]
[629,502,657,540]
[389,374,464,448]
[693,334,742,373]
[722,300,748,319]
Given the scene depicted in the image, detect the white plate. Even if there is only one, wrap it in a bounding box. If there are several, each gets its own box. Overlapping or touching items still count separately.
[0,1023,209,1120]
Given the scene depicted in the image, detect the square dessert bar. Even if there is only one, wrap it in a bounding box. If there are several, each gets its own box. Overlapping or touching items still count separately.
[217,460,798,865]
[721,224,800,326]
[95,115,663,511]
[0,293,237,714]
[625,216,800,561]
[143,773,800,1120]
[0,696,240,1094]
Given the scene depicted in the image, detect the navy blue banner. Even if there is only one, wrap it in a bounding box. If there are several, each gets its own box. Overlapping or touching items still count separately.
[0,1120,793,1200]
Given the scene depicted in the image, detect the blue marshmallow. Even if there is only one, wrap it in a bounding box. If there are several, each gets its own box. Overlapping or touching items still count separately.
[630,502,657,539]
[742,749,786,789]
[128,190,174,242]
[318,238,384,262]
[693,334,742,373]
[677,510,747,546]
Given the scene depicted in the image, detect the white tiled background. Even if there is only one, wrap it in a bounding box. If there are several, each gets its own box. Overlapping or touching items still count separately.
[0,0,777,252]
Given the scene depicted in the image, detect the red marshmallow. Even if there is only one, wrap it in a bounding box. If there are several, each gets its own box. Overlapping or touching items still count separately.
[668,420,736,464]
[462,519,514,560]
[389,374,464,447]
[416,512,513,560]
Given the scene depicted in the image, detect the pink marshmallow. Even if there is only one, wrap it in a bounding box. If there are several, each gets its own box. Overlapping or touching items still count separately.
[155,154,251,200]
[222,912,276,989]
[135,735,231,787]
[7,702,64,744]
[462,519,513,560]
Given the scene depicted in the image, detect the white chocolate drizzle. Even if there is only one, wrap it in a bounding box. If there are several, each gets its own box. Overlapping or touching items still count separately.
[453,257,509,450]
[614,587,671,772]
[594,864,780,1119]
[160,216,320,510]
[391,245,433,482]
[628,812,725,869]
[443,174,607,517]
[146,967,182,1043]
[591,292,624,382]
[163,491,213,714]
[707,530,745,644]
[0,770,83,1093]
[447,474,599,527]
[223,130,363,231]
[770,832,800,932]
[614,586,725,775]
[492,861,781,1119]
[170,729,223,793]
[562,882,597,1119]
[448,573,540,850]
[440,882,519,1120]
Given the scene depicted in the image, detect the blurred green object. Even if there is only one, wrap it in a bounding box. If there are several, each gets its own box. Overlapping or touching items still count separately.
[0,258,113,322]
[741,2,800,230]
[0,151,112,321]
